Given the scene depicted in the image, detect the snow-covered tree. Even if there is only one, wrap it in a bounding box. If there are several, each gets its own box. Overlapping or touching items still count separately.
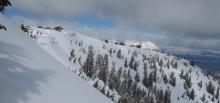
[187,89,195,100]
[108,63,116,90]
[135,72,140,82]
[82,46,94,78]
[153,68,157,82]
[163,74,168,84]
[101,86,106,95]
[158,59,164,68]
[133,61,138,71]
[201,94,206,102]
[117,49,122,59]
[21,24,28,32]
[98,54,108,84]
[93,81,99,88]
[143,69,153,88]
[164,90,171,103]
[129,56,135,69]
[216,87,219,99]
[206,81,215,95]
[169,72,176,87]
[124,58,128,68]
[0,0,11,31]
[197,80,202,89]
[69,49,75,61]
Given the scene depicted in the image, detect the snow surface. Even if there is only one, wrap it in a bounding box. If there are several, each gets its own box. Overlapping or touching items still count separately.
[0,24,112,103]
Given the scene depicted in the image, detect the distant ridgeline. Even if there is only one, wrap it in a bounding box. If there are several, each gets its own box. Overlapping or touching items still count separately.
[21,24,64,32]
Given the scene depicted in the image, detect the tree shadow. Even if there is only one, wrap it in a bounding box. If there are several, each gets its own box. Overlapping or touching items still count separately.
[0,41,52,103]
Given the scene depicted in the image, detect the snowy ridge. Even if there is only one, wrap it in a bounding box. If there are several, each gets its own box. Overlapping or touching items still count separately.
[108,40,159,50]
[123,40,159,50]
[25,26,220,103]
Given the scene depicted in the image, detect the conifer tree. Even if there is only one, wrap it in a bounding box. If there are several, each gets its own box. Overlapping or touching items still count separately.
[115,67,122,91]
[133,61,138,71]
[158,89,164,103]
[135,72,140,82]
[142,69,148,87]
[201,94,205,102]
[108,63,116,90]
[117,49,122,59]
[206,81,215,95]
[0,0,11,13]
[129,56,135,69]
[117,67,122,79]
[169,72,176,87]
[197,80,202,89]
[93,81,99,88]
[216,87,219,99]
[127,77,133,96]
[0,0,11,31]
[120,79,128,95]
[179,69,184,79]
[124,58,128,68]
[101,86,106,95]
[164,90,171,103]
[98,54,108,84]
[142,68,152,88]
[163,74,168,84]
[158,59,164,68]
[93,54,103,79]
[144,62,147,70]
[20,24,28,32]
[82,46,94,78]
[187,89,195,100]
[153,68,157,82]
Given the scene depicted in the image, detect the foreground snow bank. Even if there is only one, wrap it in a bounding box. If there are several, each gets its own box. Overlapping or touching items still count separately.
[0,23,112,103]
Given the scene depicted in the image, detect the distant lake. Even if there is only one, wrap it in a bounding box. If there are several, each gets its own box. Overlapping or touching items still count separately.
[160,48,220,71]
[182,53,220,71]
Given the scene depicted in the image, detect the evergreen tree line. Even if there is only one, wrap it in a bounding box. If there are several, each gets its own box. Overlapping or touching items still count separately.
[80,46,172,103]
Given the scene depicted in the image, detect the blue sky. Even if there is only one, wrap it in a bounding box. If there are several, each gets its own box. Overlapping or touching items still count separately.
[5,7,31,18]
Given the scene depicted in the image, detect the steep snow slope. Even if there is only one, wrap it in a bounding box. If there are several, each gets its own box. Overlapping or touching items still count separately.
[0,25,112,103]
[25,26,220,103]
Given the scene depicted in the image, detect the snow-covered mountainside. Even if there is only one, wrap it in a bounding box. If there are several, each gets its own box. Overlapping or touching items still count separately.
[23,26,219,103]
[0,25,112,103]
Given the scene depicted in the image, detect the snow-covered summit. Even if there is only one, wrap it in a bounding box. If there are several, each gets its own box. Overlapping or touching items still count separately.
[124,40,159,50]
[107,39,159,50]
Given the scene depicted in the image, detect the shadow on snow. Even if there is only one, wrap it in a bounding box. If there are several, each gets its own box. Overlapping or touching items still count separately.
[0,41,52,103]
